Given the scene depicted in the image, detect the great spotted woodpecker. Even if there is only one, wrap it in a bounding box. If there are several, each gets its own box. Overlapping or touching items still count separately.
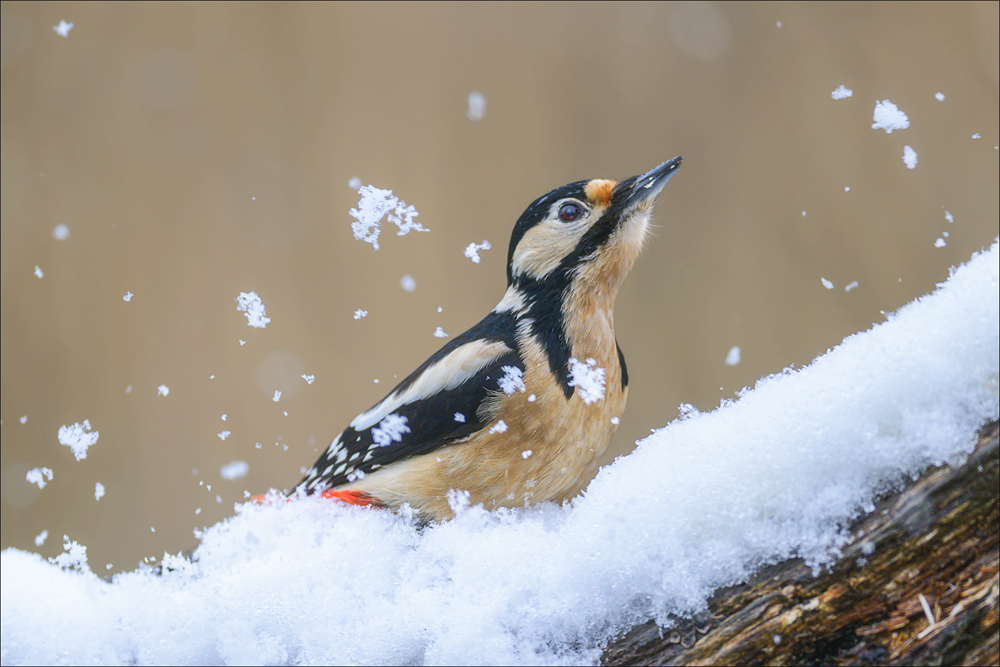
[297,157,682,520]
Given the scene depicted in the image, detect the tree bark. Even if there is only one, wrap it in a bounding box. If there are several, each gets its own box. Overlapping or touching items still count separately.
[602,420,999,667]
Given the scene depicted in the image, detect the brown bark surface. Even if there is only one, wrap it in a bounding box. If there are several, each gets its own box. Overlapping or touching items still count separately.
[603,420,999,667]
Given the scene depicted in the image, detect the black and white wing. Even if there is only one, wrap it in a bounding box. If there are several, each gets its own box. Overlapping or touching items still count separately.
[299,311,523,492]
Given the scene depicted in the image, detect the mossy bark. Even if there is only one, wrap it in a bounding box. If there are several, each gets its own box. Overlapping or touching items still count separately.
[603,420,999,667]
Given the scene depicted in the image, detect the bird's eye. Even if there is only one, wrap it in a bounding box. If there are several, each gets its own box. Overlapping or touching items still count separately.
[558,202,583,222]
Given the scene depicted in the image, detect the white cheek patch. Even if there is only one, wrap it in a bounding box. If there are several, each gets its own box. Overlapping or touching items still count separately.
[511,220,587,280]
[349,339,512,432]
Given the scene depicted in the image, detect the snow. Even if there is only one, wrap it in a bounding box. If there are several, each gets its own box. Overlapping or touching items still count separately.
[568,358,606,405]
[2,242,997,666]
[301,374,315,385]
[272,391,281,402]
[871,100,910,133]
[464,239,492,263]
[945,211,954,223]
[220,461,250,481]
[372,414,411,447]
[33,266,43,279]
[725,346,741,366]
[935,238,947,248]
[821,277,834,289]
[217,431,230,441]
[499,366,526,395]
[52,223,70,240]
[349,185,427,250]
[348,177,363,190]
[845,281,860,293]
[935,92,945,101]
[53,20,73,37]
[157,385,169,396]
[235,292,270,329]
[489,419,508,434]
[433,327,449,338]
[354,309,368,320]
[454,413,466,423]
[466,91,487,121]
[25,468,53,489]
[123,291,133,302]
[831,85,853,100]
[94,483,105,502]
[903,145,918,169]
[19,415,27,424]
[33,531,48,547]
[401,275,417,292]
[57,420,98,461]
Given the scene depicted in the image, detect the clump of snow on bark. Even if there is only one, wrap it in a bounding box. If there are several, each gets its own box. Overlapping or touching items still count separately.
[94,483,105,502]
[2,242,997,666]
[235,292,270,329]
[725,346,741,366]
[349,185,427,250]
[568,357,606,404]
[831,85,853,100]
[220,461,249,481]
[26,468,53,489]
[903,145,918,169]
[57,420,98,461]
[871,100,910,133]
[464,240,491,263]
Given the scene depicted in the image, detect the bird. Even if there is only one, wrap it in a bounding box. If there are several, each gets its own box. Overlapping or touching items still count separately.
[296,157,683,520]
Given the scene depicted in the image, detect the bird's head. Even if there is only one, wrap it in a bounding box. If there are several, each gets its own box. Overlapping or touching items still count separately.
[505,157,683,296]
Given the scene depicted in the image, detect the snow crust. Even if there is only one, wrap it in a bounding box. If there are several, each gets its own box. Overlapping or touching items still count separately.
[2,243,998,666]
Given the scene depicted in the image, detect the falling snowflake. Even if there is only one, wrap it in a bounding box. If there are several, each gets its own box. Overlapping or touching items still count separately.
[349,186,427,250]
[568,358,606,404]
[372,414,410,447]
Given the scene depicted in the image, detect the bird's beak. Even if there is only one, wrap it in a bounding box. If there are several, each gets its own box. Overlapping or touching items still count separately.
[618,156,683,209]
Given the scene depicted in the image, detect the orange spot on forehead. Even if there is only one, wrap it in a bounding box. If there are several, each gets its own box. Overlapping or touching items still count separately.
[584,179,617,207]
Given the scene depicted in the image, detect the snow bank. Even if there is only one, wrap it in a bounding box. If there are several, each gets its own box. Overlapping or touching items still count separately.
[3,242,998,666]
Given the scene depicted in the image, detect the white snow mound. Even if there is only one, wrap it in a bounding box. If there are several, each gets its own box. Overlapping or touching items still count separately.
[2,242,998,666]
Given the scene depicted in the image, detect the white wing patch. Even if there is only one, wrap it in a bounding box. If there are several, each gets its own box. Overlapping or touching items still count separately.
[350,339,512,432]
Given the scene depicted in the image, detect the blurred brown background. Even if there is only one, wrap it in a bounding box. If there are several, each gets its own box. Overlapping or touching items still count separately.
[2,2,997,574]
